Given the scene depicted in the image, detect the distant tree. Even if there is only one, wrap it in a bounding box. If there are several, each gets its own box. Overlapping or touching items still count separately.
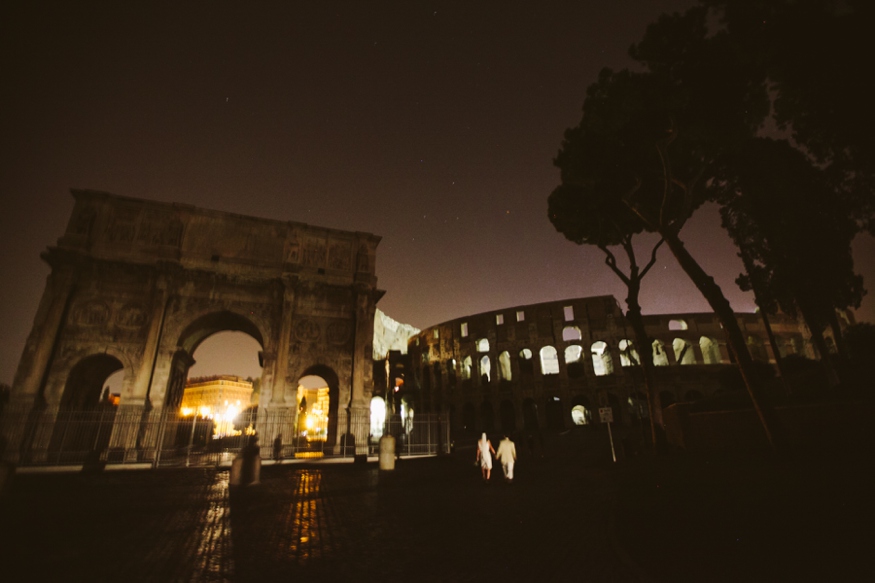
[779,355,829,400]
[843,323,875,392]
[701,2,874,342]
[247,376,261,406]
[716,138,865,387]
[844,323,875,363]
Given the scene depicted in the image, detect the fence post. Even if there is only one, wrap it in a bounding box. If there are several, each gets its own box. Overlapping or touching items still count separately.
[444,413,450,454]
[153,410,169,469]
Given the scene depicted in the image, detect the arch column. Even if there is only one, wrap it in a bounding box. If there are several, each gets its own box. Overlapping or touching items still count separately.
[130,273,173,405]
[3,266,77,463]
[259,278,297,454]
[264,276,297,409]
[11,267,77,408]
[347,285,377,457]
[108,275,174,461]
[515,396,525,432]
[717,340,732,363]
[662,338,678,365]
[690,342,705,365]
[136,348,195,464]
[606,344,619,376]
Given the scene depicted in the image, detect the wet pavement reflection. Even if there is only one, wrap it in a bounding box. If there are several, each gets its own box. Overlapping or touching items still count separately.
[192,471,233,579]
[287,470,329,562]
[2,456,634,582]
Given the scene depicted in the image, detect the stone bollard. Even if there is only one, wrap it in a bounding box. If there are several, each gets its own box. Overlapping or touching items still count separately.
[379,434,395,470]
[231,435,262,486]
[230,453,261,486]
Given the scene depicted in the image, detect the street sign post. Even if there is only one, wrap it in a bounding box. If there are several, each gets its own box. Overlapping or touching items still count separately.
[599,407,617,463]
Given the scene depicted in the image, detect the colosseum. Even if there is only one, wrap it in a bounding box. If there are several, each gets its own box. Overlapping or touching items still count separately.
[385,294,828,444]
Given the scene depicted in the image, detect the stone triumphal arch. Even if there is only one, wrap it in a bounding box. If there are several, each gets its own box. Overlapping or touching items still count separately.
[5,190,382,462]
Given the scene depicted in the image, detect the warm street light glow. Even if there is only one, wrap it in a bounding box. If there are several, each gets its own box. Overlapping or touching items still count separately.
[296,384,329,442]
[179,376,254,438]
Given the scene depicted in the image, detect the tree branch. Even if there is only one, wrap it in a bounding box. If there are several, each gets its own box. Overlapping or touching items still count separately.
[639,237,666,279]
[656,118,677,230]
[599,244,631,286]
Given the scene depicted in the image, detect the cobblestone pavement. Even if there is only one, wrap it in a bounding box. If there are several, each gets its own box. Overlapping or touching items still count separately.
[0,454,644,582]
[5,447,872,582]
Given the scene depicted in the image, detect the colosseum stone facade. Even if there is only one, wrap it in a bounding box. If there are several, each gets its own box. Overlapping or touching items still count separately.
[400,295,824,440]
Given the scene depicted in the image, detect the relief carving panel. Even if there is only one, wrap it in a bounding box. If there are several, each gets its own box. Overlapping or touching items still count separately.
[105,207,139,244]
[75,300,111,326]
[326,320,352,346]
[303,237,326,267]
[294,319,321,342]
[116,303,148,329]
[328,242,351,271]
[137,211,183,247]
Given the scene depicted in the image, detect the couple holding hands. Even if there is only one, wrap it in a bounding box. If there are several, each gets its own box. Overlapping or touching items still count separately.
[476,432,516,483]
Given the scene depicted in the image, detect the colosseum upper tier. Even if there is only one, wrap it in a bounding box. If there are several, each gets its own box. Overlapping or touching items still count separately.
[402,295,818,436]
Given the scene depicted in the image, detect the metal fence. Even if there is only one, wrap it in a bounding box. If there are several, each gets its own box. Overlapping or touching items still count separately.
[0,406,450,469]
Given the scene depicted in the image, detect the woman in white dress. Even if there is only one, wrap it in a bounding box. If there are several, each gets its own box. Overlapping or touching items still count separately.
[475,432,496,482]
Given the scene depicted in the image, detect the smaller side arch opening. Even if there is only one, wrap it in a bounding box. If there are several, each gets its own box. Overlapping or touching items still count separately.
[498,351,512,383]
[562,326,582,341]
[480,355,491,384]
[539,346,559,375]
[668,319,688,331]
[652,339,669,367]
[519,349,534,377]
[570,395,593,426]
[295,366,340,449]
[565,345,585,378]
[673,338,697,365]
[619,339,639,367]
[51,354,124,463]
[699,336,721,364]
[591,341,614,376]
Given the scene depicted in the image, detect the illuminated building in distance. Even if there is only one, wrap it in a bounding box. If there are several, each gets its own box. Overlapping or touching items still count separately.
[180,375,254,437]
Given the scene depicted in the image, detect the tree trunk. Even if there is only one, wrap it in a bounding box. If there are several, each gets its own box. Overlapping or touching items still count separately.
[660,229,786,456]
[826,308,850,388]
[797,302,841,389]
[623,279,662,454]
[826,310,846,353]
[759,310,793,397]
[738,248,792,397]
[601,239,665,455]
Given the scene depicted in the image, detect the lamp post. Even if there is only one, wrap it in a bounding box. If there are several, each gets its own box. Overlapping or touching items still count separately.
[185,412,197,467]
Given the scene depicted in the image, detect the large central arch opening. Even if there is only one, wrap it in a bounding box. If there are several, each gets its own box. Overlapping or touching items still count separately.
[164,312,264,457]
[184,330,263,439]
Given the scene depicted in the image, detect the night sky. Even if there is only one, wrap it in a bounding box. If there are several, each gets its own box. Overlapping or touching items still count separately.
[2,1,873,386]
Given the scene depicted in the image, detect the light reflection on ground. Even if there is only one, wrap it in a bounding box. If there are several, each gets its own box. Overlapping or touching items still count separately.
[285,470,332,563]
[192,470,234,579]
